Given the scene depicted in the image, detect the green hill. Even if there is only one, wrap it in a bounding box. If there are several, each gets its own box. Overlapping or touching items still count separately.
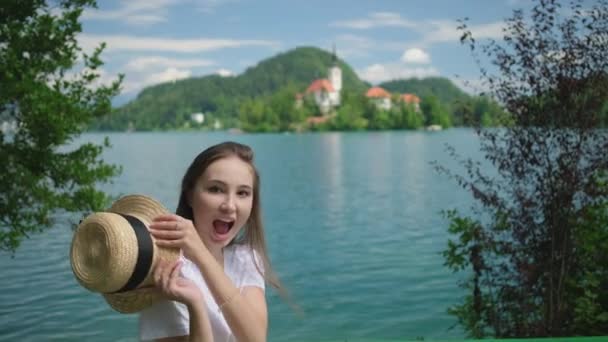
[94,46,369,131]
[92,46,487,131]
[379,77,471,107]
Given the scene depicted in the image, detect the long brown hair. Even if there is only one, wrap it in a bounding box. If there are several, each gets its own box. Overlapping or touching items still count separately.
[176,141,283,293]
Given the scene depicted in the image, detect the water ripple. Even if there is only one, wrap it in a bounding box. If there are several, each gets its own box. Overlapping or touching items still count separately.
[0,131,481,341]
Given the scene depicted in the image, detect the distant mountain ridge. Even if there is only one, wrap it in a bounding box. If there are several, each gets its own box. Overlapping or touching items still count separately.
[94,46,471,131]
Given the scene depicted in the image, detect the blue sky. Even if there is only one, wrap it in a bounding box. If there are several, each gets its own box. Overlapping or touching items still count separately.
[79,0,536,105]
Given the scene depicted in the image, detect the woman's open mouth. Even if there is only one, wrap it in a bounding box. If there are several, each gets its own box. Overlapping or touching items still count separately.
[212,219,235,240]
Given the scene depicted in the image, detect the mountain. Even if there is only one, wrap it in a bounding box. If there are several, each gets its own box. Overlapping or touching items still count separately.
[93,46,369,130]
[92,46,475,131]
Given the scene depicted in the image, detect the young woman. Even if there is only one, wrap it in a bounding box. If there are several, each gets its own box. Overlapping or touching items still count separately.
[140,141,281,342]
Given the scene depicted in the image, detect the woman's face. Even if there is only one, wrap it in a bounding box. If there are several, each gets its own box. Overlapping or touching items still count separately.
[189,156,254,250]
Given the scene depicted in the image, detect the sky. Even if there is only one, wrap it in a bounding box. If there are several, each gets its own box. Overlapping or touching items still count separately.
[78,0,538,105]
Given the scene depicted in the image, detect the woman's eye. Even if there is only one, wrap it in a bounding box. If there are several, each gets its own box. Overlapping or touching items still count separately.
[208,186,222,193]
[237,190,251,197]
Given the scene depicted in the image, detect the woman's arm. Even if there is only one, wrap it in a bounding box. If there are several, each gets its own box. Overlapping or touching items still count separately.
[187,300,214,342]
[149,216,267,341]
[191,248,267,342]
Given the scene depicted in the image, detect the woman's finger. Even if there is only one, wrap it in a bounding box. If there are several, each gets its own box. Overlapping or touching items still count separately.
[149,221,180,230]
[168,261,182,287]
[152,214,183,223]
[149,228,183,240]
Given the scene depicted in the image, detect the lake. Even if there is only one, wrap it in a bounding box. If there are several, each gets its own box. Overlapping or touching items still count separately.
[0,129,483,341]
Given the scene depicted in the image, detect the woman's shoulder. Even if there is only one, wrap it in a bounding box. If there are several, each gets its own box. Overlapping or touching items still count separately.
[225,243,265,288]
[227,243,257,261]
[226,243,264,272]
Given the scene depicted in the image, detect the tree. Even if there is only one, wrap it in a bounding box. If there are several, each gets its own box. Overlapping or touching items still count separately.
[1,0,122,253]
[401,104,424,129]
[437,0,608,337]
[422,94,451,128]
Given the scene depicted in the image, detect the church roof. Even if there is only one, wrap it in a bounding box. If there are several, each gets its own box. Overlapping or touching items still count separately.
[365,87,391,98]
[400,93,421,103]
[306,79,335,93]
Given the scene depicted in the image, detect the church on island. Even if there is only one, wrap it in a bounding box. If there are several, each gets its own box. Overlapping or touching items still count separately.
[304,47,342,115]
[298,47,422,122]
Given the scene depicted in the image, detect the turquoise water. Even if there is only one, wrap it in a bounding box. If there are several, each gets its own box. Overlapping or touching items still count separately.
[0,129,482,341]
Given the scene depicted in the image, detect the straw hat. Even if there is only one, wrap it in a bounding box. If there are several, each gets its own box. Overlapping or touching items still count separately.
[70,194,180,313]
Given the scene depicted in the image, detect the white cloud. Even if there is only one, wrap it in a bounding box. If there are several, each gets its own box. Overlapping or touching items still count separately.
[145,67,191,84]
[121,67,192,93]
[82,0,179,25]
[330,13,505,58]
[332,34,374,58]
[79,34,280,54]
[358,63,440,84]
[83,0,239,22]
[332,34,413,60]
[420,20,504,46]
[215,68,235,77]
[401,48,430,64]
[330,12,416,30]
[124,56,214,72]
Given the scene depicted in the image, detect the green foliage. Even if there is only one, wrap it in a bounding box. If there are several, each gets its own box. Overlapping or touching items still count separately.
[93,43,504,132]
[571,187,608,335]
[439,0,608,337]
[367,108,393,130]
[421,95,452,127]
[401,105,425,129]
[380,77,468,110]
[0,0,122,253]
[95,47,368,131]
[330,105,368,131]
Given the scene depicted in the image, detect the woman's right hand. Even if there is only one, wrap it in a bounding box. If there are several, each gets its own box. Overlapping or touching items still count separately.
[154,259,203,307]
[149,214,207,261]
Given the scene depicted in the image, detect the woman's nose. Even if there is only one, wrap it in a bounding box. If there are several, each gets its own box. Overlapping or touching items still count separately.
[220,196,236,212]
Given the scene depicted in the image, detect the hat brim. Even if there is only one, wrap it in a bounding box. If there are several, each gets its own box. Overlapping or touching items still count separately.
[103,286,165,314]
[71,194,180,314]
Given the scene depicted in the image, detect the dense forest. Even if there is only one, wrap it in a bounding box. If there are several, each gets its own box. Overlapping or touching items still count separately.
[92,46,506,132]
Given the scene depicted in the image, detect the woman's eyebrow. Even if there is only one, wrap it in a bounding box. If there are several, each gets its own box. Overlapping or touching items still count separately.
[207,179,252,189]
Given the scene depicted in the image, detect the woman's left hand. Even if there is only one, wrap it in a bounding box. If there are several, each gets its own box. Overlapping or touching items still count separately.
[149,214,206,259]
[155,259,203,306]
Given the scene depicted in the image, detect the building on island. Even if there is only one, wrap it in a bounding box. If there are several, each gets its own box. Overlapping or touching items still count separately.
[190,112,205,124]
[399,93,421,112]
[306,79,335,114]
[365,86,392,110]
[304,46,342,114]
[298,45,425,122]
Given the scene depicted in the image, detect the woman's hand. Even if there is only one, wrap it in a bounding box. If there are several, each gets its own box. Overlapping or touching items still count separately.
[149,214,205,260]
[154,259,202,306]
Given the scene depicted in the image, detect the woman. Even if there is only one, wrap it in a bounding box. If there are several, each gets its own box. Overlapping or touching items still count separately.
[140,141,281,342]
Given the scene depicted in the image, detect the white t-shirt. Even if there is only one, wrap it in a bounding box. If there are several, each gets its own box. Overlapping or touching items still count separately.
[139,244,265,342]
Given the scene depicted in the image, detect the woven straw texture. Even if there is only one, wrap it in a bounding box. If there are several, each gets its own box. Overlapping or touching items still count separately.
[70,194,179,313]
